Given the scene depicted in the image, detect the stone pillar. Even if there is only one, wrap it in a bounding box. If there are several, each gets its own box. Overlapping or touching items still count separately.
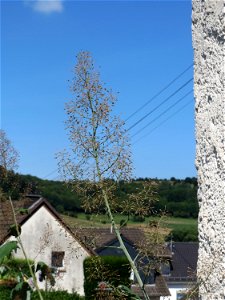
[192,1,225,299]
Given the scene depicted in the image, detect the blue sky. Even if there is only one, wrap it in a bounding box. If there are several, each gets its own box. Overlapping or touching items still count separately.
[1,0,195,180]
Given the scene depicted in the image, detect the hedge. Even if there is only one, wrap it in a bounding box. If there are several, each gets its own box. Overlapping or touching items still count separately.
[83,256,131,299]
[171,228,198,242]
[32,290,84,299]
[0,287,84,300]
[0,286,11,300]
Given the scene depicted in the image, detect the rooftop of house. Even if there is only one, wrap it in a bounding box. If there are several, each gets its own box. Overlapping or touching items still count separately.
[0,196,36,243]
[166,242,198,282]
[73,227,145,249]
[0,196,94,255]
[73,227,172,258]
[131,274,170,298]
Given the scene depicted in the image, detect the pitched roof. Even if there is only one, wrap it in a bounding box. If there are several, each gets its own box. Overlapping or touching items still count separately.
[73,227,145,250]
[0,196,94,255]
[73,227,171,258]
[0,197,35,243]
[166,242,198,282]
[131,274,170,297]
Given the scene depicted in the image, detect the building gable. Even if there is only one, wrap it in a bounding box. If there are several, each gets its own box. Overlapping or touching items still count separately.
[0,197,92,295]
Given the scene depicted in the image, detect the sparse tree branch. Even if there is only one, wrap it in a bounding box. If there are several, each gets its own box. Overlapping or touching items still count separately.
[0,130,19,171]
[57,51,158,300]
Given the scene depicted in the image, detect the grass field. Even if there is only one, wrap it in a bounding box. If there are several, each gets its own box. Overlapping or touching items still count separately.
[62,212,197,233]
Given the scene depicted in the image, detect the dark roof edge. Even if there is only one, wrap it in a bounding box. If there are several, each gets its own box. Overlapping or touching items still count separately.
[1,197,95,256]
[95,233,136,253]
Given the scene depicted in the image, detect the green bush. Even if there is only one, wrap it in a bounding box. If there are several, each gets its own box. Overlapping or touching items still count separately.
[170,228,198,242]
[32,290,84,299]
[0,287,84,300]
[132,215,145,222]
[85,214,91,221]
[84,256,131,299]
[0,258,34,280]
[0,286,11,300]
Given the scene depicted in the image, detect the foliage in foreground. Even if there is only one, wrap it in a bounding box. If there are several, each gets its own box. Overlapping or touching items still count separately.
[0,287,84,300]
[32,290,84,299]
[83,256,133,299]
[0,257,34,281]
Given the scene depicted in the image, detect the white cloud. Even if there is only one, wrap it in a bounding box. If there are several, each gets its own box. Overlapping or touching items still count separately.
[26,0,64,14]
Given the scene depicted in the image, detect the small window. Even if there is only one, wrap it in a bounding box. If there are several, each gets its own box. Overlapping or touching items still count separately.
[160,261,171,276]
[51,251,65,268]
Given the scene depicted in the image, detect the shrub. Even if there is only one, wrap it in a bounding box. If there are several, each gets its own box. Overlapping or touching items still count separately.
[0,286,11,300]
[56,205,64,214]
[83,256,131,299]
[132,215,145,222]
[0,288,84,300]
[71,212,78,218]
[85,214,91,221]
[32,290,84,299]
[67,211,78,218]
[170,228,198,242]
[0,258,34,280]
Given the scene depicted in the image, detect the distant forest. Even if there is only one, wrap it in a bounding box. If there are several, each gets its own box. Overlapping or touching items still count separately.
[0,167,198,218]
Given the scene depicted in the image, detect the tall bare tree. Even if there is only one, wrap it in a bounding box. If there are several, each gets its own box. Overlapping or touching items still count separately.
[0,129,19,171]
[0,133,44,299]
[57,51,157,299]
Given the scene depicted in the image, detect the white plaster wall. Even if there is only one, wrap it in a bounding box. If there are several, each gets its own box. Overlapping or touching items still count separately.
[192,0,225,299]
[8,206,90,295]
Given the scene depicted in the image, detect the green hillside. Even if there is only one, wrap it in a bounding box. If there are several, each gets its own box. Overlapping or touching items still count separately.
[0,167,198,219]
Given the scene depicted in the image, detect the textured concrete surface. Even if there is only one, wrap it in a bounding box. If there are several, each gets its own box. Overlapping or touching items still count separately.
[192,0,225,299]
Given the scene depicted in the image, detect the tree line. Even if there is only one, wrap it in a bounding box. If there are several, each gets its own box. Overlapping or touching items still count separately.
[0,167,198,219]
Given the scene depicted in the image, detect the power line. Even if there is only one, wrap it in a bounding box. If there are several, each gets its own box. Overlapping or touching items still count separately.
[132,90,193,138]
[52,175,62,181]
[125,63,193,122]
[133,99,194,145]
[43,168,58,179]
[43,66,194,180]
[127,78,193,132]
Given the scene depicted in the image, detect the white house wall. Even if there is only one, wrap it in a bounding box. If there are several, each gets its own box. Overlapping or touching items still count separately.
[8,206,90,295]
[160,283,190,300]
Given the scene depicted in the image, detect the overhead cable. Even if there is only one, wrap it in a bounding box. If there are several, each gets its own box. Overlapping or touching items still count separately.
[132,90,193,138]
[43,168,58,179]
[133,99,194,145]
[127,78,193,132]
[125,64,193,122]
[43,66,194,180]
